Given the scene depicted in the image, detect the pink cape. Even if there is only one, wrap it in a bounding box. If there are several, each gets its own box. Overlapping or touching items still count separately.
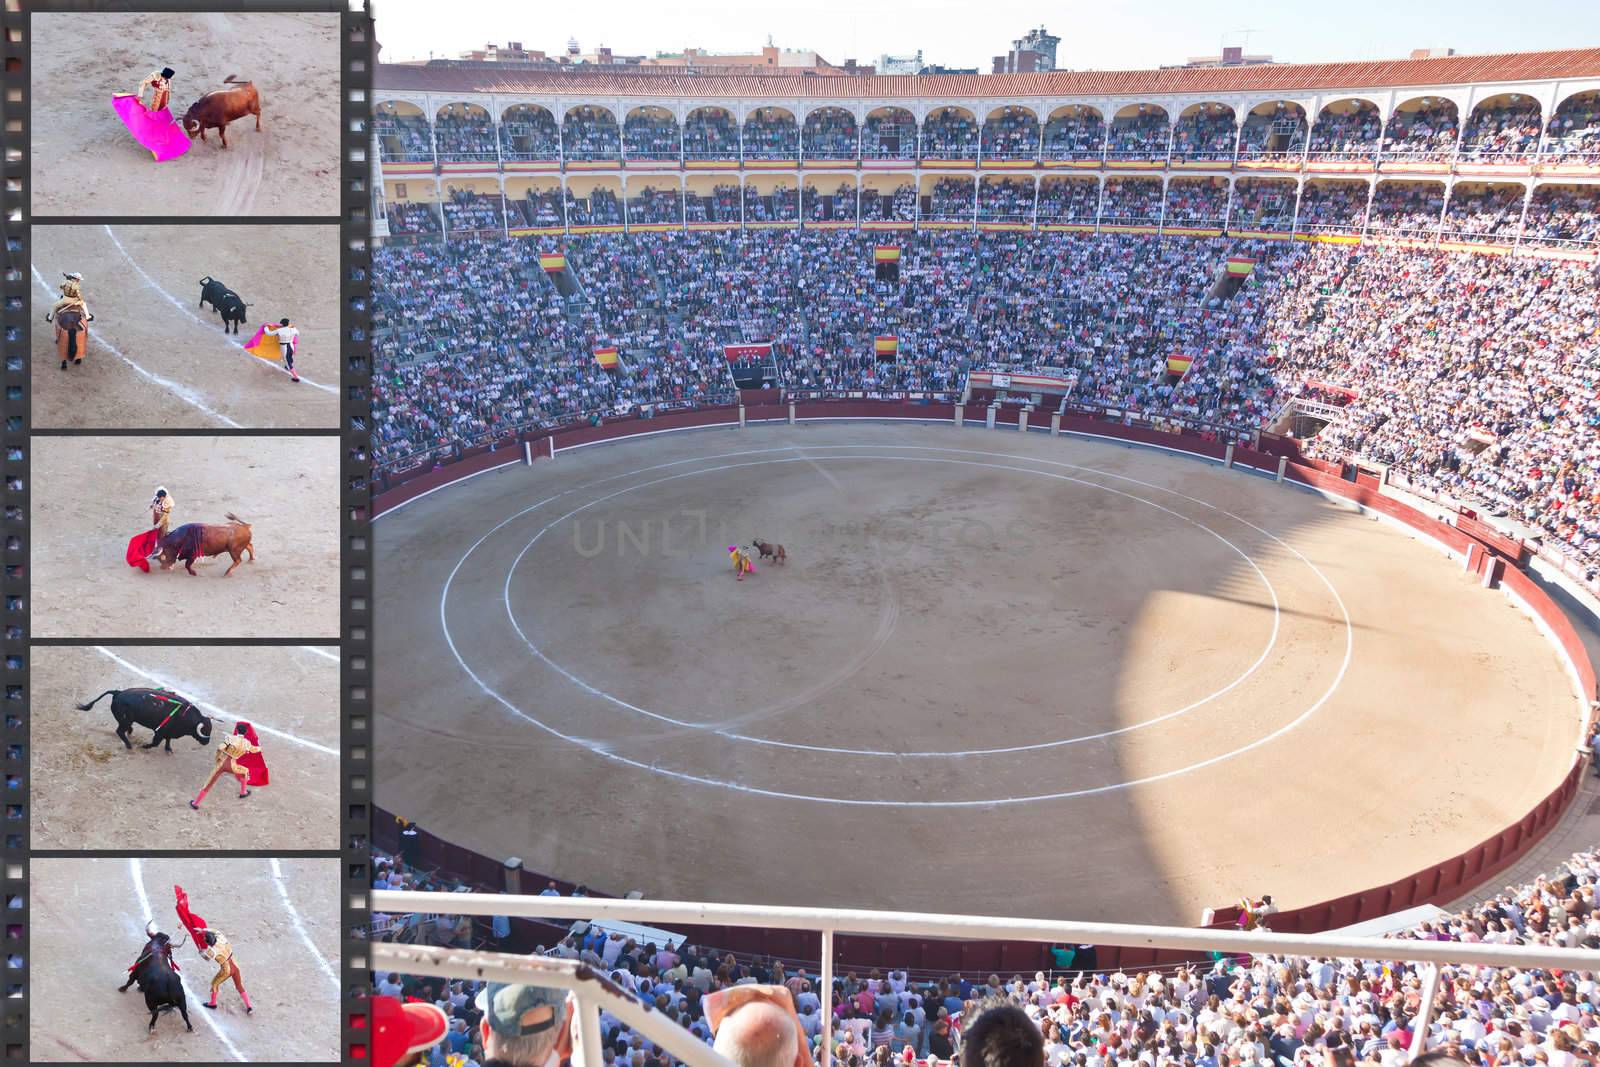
[112,94,191,162]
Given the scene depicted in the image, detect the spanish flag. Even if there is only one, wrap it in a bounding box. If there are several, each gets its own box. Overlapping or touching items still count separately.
[539,252,566,272]
[1167,353,1193,376]
[593,347,619,371]
[874,336,898,359]
[242,325,282,363]
[1225,256,1256,278]
[873,246,901,263]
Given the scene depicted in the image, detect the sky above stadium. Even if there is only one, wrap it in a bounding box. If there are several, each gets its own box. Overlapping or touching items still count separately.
[374,0,1600,69]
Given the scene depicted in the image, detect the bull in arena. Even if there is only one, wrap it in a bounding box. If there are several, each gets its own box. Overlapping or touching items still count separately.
[751,537,787,565]
[180,76,261,149]
[156,514,255,577]
[77,687,213,752]
[119,921,192,1033]
[198,276,249,334]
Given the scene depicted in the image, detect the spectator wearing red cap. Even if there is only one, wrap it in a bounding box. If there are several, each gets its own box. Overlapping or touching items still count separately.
[373,994,449,1067]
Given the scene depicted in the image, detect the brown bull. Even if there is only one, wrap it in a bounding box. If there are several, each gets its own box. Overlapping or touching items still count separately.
[180,76,261,149]
[157,513,255,577]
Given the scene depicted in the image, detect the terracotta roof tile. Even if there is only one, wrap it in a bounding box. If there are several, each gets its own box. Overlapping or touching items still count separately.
[378,47,1600,102]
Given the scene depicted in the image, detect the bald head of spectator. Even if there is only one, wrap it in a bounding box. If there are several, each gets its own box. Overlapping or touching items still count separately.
[714,998,799,1067]
[962,1001,1047,1067]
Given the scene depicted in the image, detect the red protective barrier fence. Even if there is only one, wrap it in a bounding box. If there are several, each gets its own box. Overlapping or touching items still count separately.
[371,401,1596,955]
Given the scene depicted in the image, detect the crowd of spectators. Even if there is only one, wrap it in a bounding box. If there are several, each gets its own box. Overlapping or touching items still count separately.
[564,107,622,161]
[744,108,800,160]
[863,110,919,160]
[927,179,976,222]
[923,108,979,159]
[1307,104,1383,158]
[805,109,858,159]
[805,183,857,223]
[1544,95,1600,159]
[386,201,443,235]
[1038,179,1101,223]
[440,189,506,233]
[627,186,683,226]
[625,110,680,161]
[1460,100,1543,160]
[1171,107,1238,161]
[1367,182,1446,235]
[685,185,741,224]
[434,110,498,162]
[982,108,1041,159]
[861,185,917,223]
[373,836,1600,1067]
[1238,106,1308,159]
[1297,182,1369,232]
[1382,103,1460,161]
[979,179,1035,222]
[1230,181,1297,231]
[1524,187,1600,246]
[684,108,740,160]
[500,107,561,161]
[375,112,434,163]
[1442,185,1526,241]
[745,184,799,223]
[373,223,1600,569]
[1107,110,1171,160]
[512,188,565,229]
[1164,179,1230,226]
[1101,178,1164,224]
[565,187,623,227]
[1043,108,1106,161]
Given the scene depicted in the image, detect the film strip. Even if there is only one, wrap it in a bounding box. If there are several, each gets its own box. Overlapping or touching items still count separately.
[2,0,28,1060]
[342,0,375,1062]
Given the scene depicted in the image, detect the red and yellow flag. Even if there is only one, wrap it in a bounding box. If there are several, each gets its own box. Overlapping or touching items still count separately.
[539,252,567,272]
[593,347,619,370]
[873,246,901,263]
[1225,256,1256,278]
[1167,353,1194,375]
[874,336,898,358]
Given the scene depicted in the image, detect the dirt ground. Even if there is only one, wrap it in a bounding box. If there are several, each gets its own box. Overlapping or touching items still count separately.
[30,13,342,218]
[31,645,339,850]
[375,423,1581,925]
[31,436,340,639]
[31,857,340,1062]
[31,225,340,429]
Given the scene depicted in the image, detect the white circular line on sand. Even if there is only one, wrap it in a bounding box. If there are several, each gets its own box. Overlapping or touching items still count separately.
[426,442,1352,805]
[268,859,339,991]
[489,454,1283,757]
[92,647,339,757]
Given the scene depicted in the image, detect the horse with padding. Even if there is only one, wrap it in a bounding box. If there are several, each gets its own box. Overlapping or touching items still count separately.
[119,920,193,1033]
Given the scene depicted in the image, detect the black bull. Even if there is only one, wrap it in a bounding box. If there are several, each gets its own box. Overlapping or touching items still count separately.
[198,276,249,333]
[119,927,192,1032]
[76,687,213,752]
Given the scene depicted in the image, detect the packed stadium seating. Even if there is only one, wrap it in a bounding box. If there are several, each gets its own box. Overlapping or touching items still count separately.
[372,840,1600,1067]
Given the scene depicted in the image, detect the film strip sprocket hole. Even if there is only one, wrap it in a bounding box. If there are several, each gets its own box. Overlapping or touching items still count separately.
[342,1,375,1064]
[2,0,25,1060]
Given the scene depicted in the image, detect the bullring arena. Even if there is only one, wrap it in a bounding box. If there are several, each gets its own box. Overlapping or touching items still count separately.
[374,415,1590,926]
[31,857,340,1062]
[30,224,340,430]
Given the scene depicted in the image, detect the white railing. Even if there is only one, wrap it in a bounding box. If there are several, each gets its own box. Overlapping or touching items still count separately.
[371,891,1600,1067]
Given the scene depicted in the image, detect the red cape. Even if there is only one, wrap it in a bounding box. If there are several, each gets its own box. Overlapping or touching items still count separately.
[174,884,207,947]
[126,529,160,572]
[234,722,270,786]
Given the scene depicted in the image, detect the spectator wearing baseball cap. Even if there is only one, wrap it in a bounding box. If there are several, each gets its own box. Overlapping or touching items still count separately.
[373,994,450,1067]
[476,982,574,1067]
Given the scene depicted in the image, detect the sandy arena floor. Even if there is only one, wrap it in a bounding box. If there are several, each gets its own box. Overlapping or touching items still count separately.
[375,423,1583,925]
[31,225,340,429]
[31,857,340,1062]
[31,645,339,850]
[30,13,342,218]
[31,435,341,639]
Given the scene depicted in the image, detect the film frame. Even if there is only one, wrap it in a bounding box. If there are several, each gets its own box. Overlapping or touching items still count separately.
[0,0,374,1061]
